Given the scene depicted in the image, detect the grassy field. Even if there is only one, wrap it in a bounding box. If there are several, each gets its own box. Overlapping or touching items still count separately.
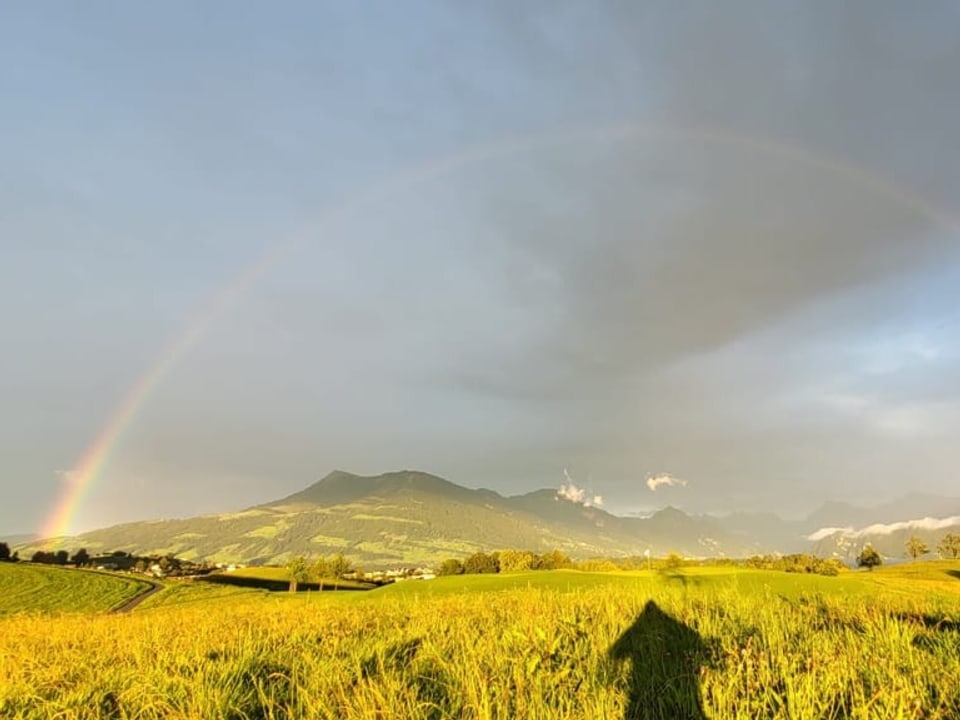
[0,562,152,615]
[1,562,958,718]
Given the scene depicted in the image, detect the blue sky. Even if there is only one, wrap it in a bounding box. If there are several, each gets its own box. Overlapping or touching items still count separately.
[3,3,960,534]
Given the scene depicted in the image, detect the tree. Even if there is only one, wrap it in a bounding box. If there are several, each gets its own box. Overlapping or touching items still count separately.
[857,545,881,571]
[325,554,352,591]
[905,535,929,561]
[311,557,331,591]
[463,552,499,574]
[662,552,685,571]
[287,555,309,592]
[937,532,960,559]
[498,549,535,573]
[0,542,10,562]
[329,553,352,578]
[437,558,464,576]
[71,548,90,567]
[538,549,572,570]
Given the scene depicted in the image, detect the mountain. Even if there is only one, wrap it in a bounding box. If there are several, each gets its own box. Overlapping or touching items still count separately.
[23,470,960,567]
[804,501,874,531]
[809,515,960,562]
[802,492,960,561]
[22,470,756,566]
[711,511,809,554]
[803,494,960,531]
[272,469,487,507]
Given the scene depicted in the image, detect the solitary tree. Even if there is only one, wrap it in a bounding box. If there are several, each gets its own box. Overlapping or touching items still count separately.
[905,535,929,561]
[857,545,882,571]
[287,555,310,592]
[329,553,352,579]
[937,532,960,559]
[0,542,10,562]
[311,557,331,591]
[71,548,90,567]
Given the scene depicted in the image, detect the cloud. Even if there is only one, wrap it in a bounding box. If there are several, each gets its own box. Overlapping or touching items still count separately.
[557,468,603,507]
[807,526,855,542]
[808,516,960,541]
[646,473,687,492]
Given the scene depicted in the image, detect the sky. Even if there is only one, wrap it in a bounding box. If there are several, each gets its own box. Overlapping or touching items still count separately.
[2,2,960,535]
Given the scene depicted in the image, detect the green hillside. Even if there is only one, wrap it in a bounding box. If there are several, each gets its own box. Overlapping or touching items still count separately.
[23,470,753,566]
[0,563,152,615]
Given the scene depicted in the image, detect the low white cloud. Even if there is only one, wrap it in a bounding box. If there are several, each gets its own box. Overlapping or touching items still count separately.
[807,526,855,541]
[808,516,960,541]
[646,473,687,492]
[557,469,603,507]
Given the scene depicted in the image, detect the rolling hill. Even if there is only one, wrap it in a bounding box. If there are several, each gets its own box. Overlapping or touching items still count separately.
[22,470,960,567]
[0,563,152,615]
[24,470,755,566]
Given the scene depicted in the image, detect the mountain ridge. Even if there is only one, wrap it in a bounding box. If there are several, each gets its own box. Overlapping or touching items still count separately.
[19,470,960,567]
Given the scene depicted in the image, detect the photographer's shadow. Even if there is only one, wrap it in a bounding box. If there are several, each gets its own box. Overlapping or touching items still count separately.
[608,600,710,720]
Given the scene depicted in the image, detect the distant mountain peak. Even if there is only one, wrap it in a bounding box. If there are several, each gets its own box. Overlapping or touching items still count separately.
[269,469,478,507]
[29,469,818,565]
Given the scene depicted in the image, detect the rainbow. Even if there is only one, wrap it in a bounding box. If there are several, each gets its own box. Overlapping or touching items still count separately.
[39,258,273,540]
[39,123,957,539]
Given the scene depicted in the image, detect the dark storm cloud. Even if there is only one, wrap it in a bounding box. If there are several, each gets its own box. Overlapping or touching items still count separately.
[428,135,952,401]
[477,2,960,206]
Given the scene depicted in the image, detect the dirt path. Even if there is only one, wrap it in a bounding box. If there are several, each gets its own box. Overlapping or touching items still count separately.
[112,579,163,613]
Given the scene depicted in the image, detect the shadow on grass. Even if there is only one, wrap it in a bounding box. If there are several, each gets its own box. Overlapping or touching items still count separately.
[609,600,709,720]
[946,569,960,581]
[659,571,688,586]
[199,574,372,593]
[895,611,959,632]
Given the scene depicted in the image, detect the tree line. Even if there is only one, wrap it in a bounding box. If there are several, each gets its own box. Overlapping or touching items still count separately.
[904,532,960,560]
[745,553,846,576]
[0,542,20,563]
[854,532,960,570]
[0,544,215,577]
[27,548,96,566]
[436,549,574,576]
[286,553,354,592]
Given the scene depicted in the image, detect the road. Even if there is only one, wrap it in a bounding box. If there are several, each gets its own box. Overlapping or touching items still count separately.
[112,579,163,613]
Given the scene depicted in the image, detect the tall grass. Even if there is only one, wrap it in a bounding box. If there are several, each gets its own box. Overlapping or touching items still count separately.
[1,571,958,719]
